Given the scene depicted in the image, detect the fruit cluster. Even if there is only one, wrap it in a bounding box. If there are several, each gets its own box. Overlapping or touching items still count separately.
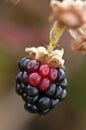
[16,57,67,115]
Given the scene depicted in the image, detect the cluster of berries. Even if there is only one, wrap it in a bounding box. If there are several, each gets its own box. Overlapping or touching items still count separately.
[16,57,67,115]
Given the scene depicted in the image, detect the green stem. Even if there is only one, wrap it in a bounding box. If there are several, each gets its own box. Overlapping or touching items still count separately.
[48,21,64,53]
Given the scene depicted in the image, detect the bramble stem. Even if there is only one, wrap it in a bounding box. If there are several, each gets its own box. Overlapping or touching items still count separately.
[48,21,64,52]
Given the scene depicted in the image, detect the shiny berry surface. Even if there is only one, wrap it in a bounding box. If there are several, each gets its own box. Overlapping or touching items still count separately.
[54,86,63,99]
[60,89,67,101]
[26,95,38,104]
[25,103,38,113]
[37,97,51,110]
[38,64,50,78]
[16,71,22,83]
[45,83,56,97]
[22,71,28,84]
[26,85,38,96]
[57,69,66,81]
[51,99,59,108]
[49,68,58,81]
[26,60,39,73]
[28,72,41,87]
[59,78,67,89]
[21,83,27,91]
[18,57,29,71]
[16,84,22,95]
[22,93,27,101]
[38,78,50,91]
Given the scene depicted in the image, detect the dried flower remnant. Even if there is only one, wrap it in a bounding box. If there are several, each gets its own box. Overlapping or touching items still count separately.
[71,36,86,53]
[25,46,64,68]
[25,21,65,68]
[50,0,86,53]
[50,0,86,29]
[69,25,86,53]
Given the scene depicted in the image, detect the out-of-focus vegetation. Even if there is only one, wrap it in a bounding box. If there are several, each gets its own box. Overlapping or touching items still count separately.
[0,45,15,97]
[0,0,86,130]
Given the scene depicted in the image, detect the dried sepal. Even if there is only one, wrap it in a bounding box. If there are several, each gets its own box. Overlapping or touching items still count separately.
[25,46,64,68]
[49,49,64,68]
[49,55,64,68]
[37,46,48,55]
[50,49,64,58]
[49,58,62,68]
[25,47,38,59]
[36,47,49,63]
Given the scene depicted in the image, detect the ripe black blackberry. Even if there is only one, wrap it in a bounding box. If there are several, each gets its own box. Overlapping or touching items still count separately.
[16,57,67,115]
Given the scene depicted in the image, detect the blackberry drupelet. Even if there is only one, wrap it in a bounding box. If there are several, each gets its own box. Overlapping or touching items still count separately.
[16,57,67,115]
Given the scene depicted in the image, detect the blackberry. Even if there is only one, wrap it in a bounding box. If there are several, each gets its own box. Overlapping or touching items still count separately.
[37,97,51,111]
[54,85,63,99]
[45,83,57,97]
[26,85,38,96]
[16,71,22,84]
[51,99,59,108]
[25,103,38,113]
[57,68,66,82]
[16,57,68,115]
[18,57,30,71]
[16,83,23,95]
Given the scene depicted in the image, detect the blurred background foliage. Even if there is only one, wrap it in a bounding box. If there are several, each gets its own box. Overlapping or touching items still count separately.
[0,0,86,130]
